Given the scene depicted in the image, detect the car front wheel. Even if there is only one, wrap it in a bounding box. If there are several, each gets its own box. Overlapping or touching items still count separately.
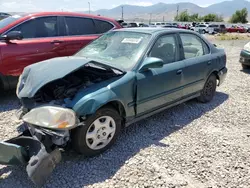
[198,74,217,103]
[72,106,122,157]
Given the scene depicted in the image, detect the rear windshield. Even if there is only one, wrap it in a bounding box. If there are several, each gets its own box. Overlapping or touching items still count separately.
[0,15,22,29]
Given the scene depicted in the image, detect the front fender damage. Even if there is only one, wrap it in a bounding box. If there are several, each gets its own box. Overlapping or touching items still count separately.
[0,132,61,187]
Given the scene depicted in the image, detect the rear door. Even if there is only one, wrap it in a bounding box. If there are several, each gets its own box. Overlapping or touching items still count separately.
[0,16,65,76]
[59,16,115,56]
[179,33,212,96]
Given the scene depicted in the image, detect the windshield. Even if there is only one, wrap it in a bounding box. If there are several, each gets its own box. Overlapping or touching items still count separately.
[0,15,21,29]
[75,31,151,71]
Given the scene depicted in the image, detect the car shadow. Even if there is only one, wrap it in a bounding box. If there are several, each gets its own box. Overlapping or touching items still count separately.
[0,90,20,112]
[0,92,229,188]
[240,68,250,74]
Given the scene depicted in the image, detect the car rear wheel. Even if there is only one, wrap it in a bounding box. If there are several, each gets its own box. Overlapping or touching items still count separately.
[242,64,250,69]
[72,106,122,157]
[197,74,217,103]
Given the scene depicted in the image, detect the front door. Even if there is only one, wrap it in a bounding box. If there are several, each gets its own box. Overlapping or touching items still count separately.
[0,16,65,76]
[136,34,185,115]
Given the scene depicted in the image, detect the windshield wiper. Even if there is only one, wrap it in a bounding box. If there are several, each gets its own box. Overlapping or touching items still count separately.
[87,61,125,75]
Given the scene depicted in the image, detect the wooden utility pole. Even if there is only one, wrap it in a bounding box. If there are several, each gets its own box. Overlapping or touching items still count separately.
[88,2,90,14]
[121,6,124,20]
[176,5,179,18]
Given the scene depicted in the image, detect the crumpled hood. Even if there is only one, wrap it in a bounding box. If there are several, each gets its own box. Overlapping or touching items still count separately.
[17,56,94,98]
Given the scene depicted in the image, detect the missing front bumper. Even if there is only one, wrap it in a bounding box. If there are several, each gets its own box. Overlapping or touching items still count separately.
[0,140,28,165]
[0,135,62,187]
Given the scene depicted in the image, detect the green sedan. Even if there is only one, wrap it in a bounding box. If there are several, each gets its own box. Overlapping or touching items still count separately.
[0,28,227,186]
[240,42,250,69]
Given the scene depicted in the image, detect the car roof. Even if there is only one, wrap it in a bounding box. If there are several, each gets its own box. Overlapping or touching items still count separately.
[0,11,120,34]
[116,27,193,35]
[22,12,117,22]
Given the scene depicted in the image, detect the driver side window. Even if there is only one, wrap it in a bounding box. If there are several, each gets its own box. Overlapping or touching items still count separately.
[149,35,177,64]
[8,16,58,39]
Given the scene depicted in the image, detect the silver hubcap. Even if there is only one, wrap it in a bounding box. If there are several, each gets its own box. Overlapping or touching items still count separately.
[86,116,116,150]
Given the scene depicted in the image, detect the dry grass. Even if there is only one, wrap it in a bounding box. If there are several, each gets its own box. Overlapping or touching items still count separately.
[215,33,250,40]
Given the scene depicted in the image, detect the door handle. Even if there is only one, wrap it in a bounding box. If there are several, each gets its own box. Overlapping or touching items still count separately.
[51,40,64,44]
[207,61,212,65]
[176,70,183,75]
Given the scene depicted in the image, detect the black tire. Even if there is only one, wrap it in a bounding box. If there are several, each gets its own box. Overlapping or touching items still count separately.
[202,30,206,34]
[197,74,217,103]
[242,64,250,69]
[71,106,122,157]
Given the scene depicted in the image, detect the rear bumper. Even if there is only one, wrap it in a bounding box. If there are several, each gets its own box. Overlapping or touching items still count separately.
[218,67,227,86]
[240,50,250,65]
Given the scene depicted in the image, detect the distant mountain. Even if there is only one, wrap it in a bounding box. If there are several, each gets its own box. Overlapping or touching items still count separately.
[207,0,250,16]
[6,0,250,22]
[91,2,209,20]
[86,0,250,21]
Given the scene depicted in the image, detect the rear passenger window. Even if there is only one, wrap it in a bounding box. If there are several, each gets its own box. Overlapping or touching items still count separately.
[94,19,113,34]
[65,17,96,35]
[180,33,209,59]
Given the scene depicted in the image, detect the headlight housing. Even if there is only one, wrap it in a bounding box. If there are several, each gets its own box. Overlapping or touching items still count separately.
[22,106,77,130]
[243,42,250,52]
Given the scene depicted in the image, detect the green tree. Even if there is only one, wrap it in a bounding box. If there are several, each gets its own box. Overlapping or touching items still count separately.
[230,8,248,23]
[188,13,203,22]
[189,13,199,21]
[202,14,224,22]
[175,10,189,22]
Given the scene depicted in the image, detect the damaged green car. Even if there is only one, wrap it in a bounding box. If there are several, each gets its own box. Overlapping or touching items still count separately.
[0,28,227,186]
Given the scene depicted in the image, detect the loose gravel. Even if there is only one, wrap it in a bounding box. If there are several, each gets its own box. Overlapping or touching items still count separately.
[1,39,250,188]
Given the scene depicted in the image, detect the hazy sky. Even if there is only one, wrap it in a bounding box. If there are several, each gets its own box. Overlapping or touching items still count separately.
[0,0,241,12]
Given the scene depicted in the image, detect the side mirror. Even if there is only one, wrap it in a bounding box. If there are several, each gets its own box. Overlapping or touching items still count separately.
[139,57,164,72]
[1,31,23,41]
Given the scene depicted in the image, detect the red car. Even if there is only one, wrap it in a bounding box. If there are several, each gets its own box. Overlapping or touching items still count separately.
[226,25,246,33]
[0,12,121,91]
[177,24,187,29]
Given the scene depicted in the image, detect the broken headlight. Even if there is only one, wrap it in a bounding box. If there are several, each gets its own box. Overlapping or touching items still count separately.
[22,106,77,130]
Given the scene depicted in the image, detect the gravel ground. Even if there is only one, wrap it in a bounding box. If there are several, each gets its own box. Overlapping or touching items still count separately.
[1,40,250,188]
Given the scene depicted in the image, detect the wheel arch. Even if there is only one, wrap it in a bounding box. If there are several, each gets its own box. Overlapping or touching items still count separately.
[94,100,127,127]
[207,70,220,86]
[102,100,126,118]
